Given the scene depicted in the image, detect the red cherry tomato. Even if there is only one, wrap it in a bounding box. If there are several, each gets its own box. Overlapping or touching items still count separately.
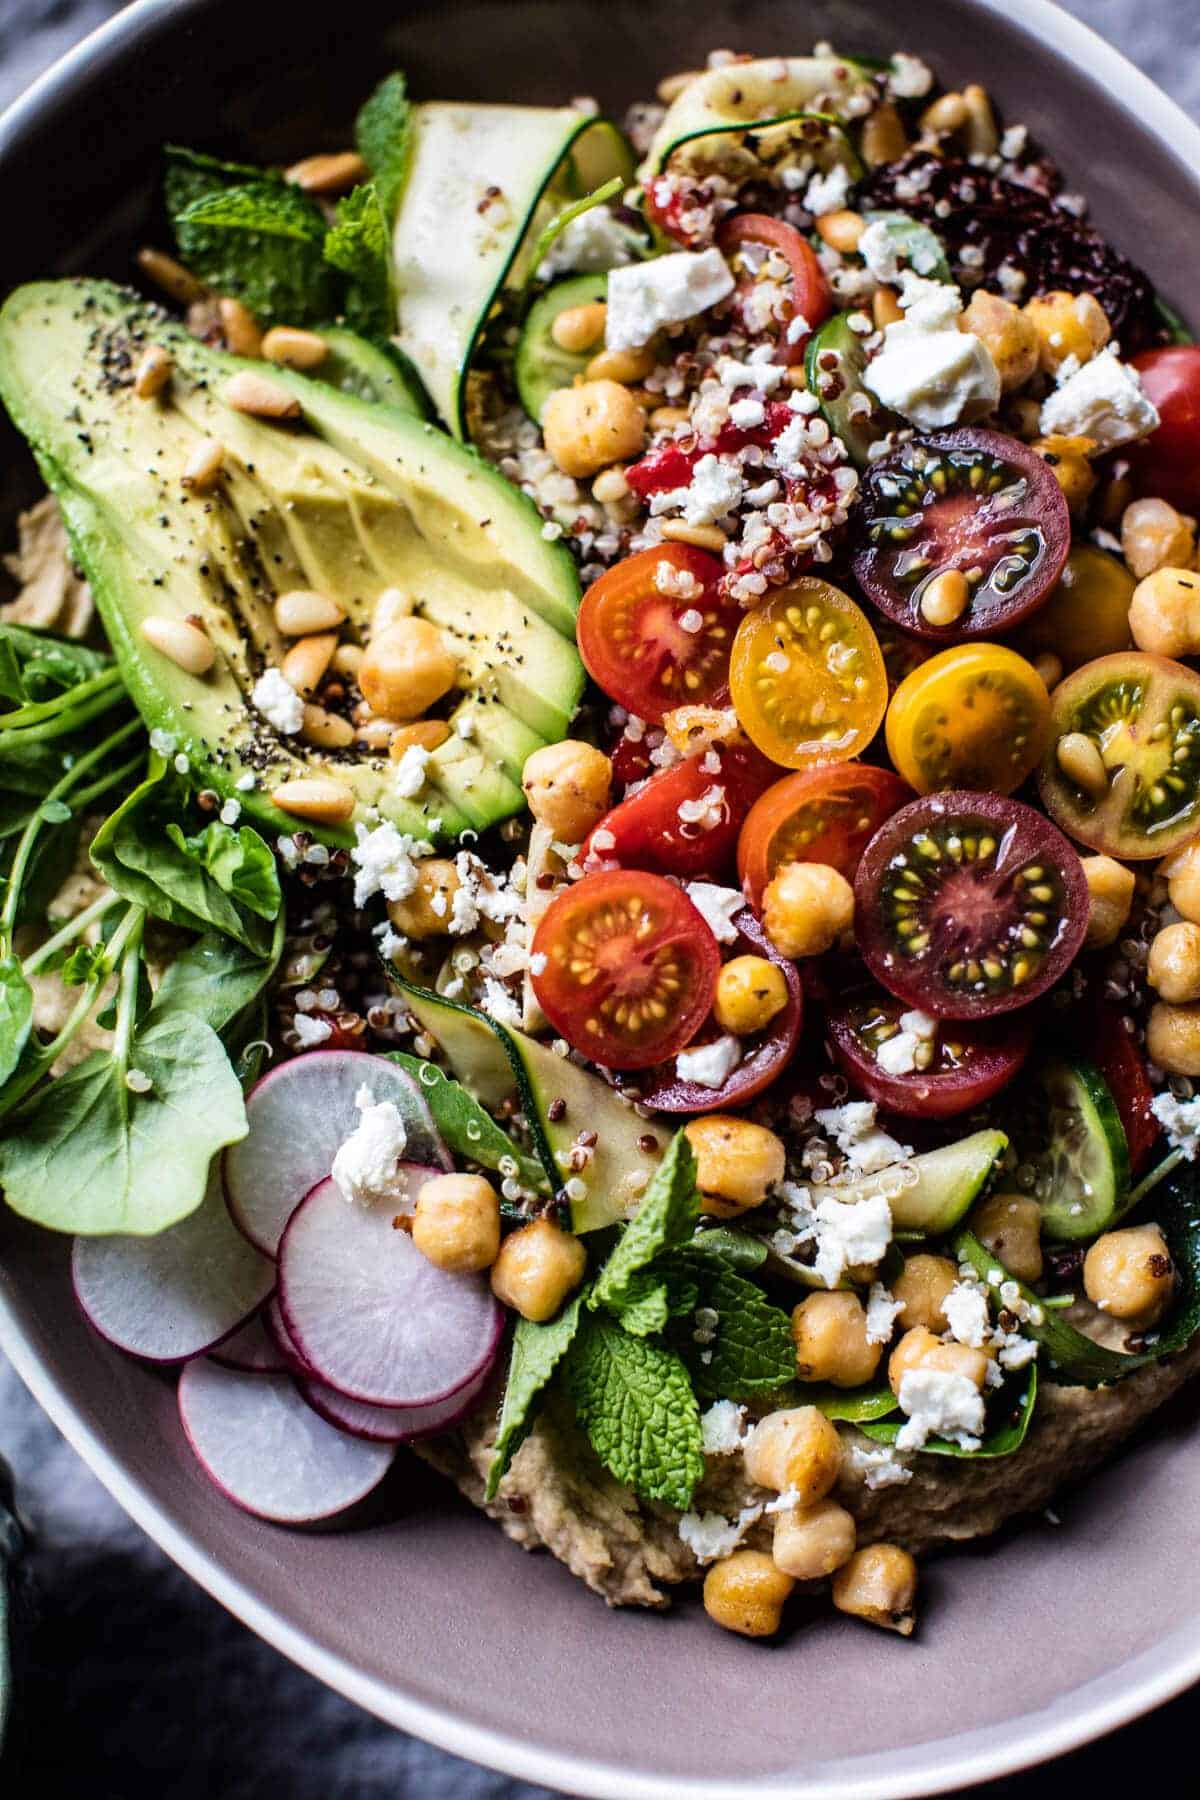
[717,214,832,364]
[582,742,781,880]
[607,722,656,789]
[826,988,1033,1120]
[1129,347,1200,512]
[625,402,796,499]
[529,870,720,1070]
[1074,998,1159,1174]
[738,763,913,908]
[577,544,741,724]
[633,909,804,1112]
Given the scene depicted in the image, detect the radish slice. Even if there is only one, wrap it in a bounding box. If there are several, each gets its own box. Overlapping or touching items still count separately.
[72,1168,274,1364]
[223,1051,450,1258]
[279,1175,503,1406]
[208,1311,287,1374]
[178,1361,394,1522]
[298,1357,493,1443]
[264,1294,318,1378]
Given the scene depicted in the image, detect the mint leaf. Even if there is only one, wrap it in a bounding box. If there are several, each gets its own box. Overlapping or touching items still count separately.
[590,1130,698,1320]
[611,1263,699,1338]
[355,71,412,223]
[564,1315,704,1509]
[324,182,392,336]
[163,821,281,921]
[485,1293,584,1499]
[686,1227,768,1271]
[164,144,265,218]
[173,180,335,325]
[671,1258,795,1402]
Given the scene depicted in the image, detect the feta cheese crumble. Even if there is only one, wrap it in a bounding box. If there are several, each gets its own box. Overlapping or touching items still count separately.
[537,206,636,279]
[605,247,734,350]
[943,1280,992,1349]
[874,1009,938,1077]
[1039,347,1160,451]
[675,1034,741,1089]
[685,882,745,944]
[895,1368,985,1451]
[864,273,1001,430]
[292,1013,333,1048]
[251,666,304,736]
[349,821,432,908]
[700,1400,749,1455]
[846,1441,913,1489]
[865,1282,904,1345]
[331,1083,410,1207]
[1151,1089,1200,1159]
[814,1100,912,1177]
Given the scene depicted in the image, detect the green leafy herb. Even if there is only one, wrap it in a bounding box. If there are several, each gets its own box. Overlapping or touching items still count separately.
[149,920,282,1036]
[164,144,265,217]
[860,1366,1038,1460]
[590,1130,698,1319]
[563,1314,704,1510]
[386,1050,547,1197]
[809,1383,899,1424]
[485,1293,584,1499]
[670,1257,795,1401]
[685,1226,768,1271]
[355,71,412,223]
[0,958,32,1088]
[324,182,392,336]
[172,180,335,325]
[164,820,281,920]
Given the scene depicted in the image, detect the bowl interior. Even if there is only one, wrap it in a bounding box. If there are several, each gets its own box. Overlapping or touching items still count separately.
[4,2,1200,1794]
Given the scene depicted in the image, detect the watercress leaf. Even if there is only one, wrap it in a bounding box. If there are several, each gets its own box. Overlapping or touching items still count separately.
[485,1292,584,1500]
[163,820,281,921]
[0,958,33,1087]
[0,626,110,709]
[61,941,107,986]
[95,957,152,1033]
[669,1257,795,1401]
[808,1383,899,1423]
[221,993,272,1090]
[173,181,335,325]
[590,1130,698,1319]
[355,71,411,223]
[150,919,282,1035]
[5,809,82,930]
[323,182,392,336]
[0,639,25,706]
[0,1010,247,1235]
[563,1314,704,1510]
[386,1050,548,1197]
[860,1366,1038,1459]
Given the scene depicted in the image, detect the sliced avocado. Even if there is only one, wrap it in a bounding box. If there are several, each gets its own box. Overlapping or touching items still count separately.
[0,280,584,843]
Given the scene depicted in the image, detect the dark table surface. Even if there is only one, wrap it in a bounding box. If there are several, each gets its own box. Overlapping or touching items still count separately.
[2,0,1200,1793]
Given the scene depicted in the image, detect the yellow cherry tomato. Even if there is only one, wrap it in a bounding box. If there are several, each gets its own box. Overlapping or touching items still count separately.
[885,643,1052,795]
[730,578,888,770]
[1018,543,1135,673]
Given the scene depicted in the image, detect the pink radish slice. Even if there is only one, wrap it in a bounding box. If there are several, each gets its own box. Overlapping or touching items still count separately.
[264,1295,317,1377]
[298,1357,493,1444]
[178,1361,393,1523]
[208,1311,287,1374]
[279,1175,503,1406]
[223,1050,450,1258]
[72,1168,274,1364]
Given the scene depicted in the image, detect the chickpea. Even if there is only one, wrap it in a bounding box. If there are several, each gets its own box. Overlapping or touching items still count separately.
[1023,290,1111,374]
[887,1327,989,1399]
[743,1407,843,1504]
[713,955,789,1034]
[1083,1223,1175,1326]
[772,1499,857,1581]
[542,379,646,477]
[1128,567,1200,657]
[412,1173,501,1273]
[791,1292,882,1388]
[1147,1000,1200,1076]
[584,344,657,385]
[703,1550,794,1638]
[386,858,462,939]
[762,861,854,960]
[550,300,607,354]
[359,617,457,722]
[1149,921,1200,1003]
[521,739,611,840]
[831,1544,917,1636]
[1033,435,1097,516]
[892,1254,959,1333]
[490,1218,587,1322]
[969,1192,1044,1284]
[1165,840,1200,925]
[1081,855,1136,950]
[684,1115,786,1215]
[960,291,1039,394]
[1120,497,1196,579]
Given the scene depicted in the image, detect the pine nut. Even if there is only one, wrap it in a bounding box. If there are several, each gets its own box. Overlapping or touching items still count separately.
[373,587,415,632]
[181,438,225,493]
[660,520,727,552]
[920,92,969,134]
[301,703,355,749]
[262,327,329,371]
[861,101,908,167]
[274,590,346,636]
[814,210,864,255]
[1056,731,1108,797]
[282,632,338,696]
[919,569,969,627]
[270,776,356,823]
[134,345,173,399]
[550,302,607,354]
[389,719,451,759]
[137,247,206,304]
[222,372,301,420]
[218,296,263,358]
[141,615,215,676]
[650,406,691,431]
[1032,651,1063,691]
[285,151,368,195]
[332,643,365,679]
[585,345,657,384]
[592,466,630,504]
[873,287,904,330]
[961,85,999,158]
[656,69,703,103]
[355,718,397,750]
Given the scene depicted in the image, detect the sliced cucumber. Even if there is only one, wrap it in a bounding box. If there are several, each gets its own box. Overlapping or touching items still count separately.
[316,326,430,416]
[386,1050,548,1195]
[805,311,899,468]
[862,210,952,283]
[794,1129,1007,1238]
[643,56,875,175]
[1008,1057,1130,1242]
[515,273,607,424]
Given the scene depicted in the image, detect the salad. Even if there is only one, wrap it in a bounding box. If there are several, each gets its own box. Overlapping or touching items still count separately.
[2,42,1200,1647]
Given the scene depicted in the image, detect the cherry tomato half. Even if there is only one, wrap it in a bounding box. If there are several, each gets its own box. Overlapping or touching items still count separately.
[577,544,741,724]
[730,577,888,769]
[1072,998,1159,1175]
[583,741,780,880]
[1015,543,1134,674]
[826,987,1034,1119]
[716,214,832,365]
[1129,346,1200,513]
[885,643,1051,796]
[529,870,720,1070]
[737,763,912,907]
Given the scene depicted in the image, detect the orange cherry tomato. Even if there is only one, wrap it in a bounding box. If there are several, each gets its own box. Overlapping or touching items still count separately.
[885,643,1052,796]
[737,763,913,907]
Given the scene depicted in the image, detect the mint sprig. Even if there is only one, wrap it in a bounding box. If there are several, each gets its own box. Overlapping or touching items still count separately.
[563,1315,704,1510]
[589,1130,698,1320]
[485,1293,583,1499]
[670,1257,795,1401]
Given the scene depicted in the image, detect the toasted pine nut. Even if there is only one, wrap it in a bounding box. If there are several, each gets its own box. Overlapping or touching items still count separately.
[274,590,346,636]
[301,703,355,749]
[181,438,225,493]
[262,326,329,371]
[218,296,263,358]
[141,615,215,676]
[282,632,338,696]
[656,69,703,104]
[270,776,356,823]
[920,92,969,133]
[873,287,904,330]
[373,587,414,632]
[222,372,301,420]
[815,210,864,255]
[134,345,173,399]
[1033,651,1063,691]
[961,84,999,157]
[585,345,657,384]
[390,719,451,759]
[592,465,630,504]
[650,405,691,431]
[861,101,908,167]
[332,643,365,679]
[919,569,969,627]
[355,718,397,751]
[285,151,368,195]
[550,302,607,355]
[1056,731,1108,797]
[137,247,206,304]
[661,520,727,553]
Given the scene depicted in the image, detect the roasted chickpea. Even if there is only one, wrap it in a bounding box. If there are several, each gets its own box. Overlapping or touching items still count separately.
[743,1407,843,1504]
[969,1192,1044,1284]
[1033,435,1097,516]
[1128,567,1200,657]
[713,955,789,1035]
[684,1115,786,1215]
[762,862,854,960]
[1081,855,1136,949]
[385,858,462,939]
[831,1544,917,1635]
[772,1499,857,1581]
[1120,497,1196,579]
[1023,290,1111,374]
[1148,921,1200,1003]
[1147,1000,1200,1076]
[1165,841,1200,925]
[791,1292,882,1388]
[961,291,1039,393]
[542,379,646,477]
[412,1173,501,1273]
[703,1550,794,1638]
[1083,1223,1176,1326]
[360,617,457,722]
[490,1218,587,1322]
[891,1254,958,1333]
[887,1327,989,1399]
[521,739,611,841]
[551,300,607,354]
[584,344,657,385]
